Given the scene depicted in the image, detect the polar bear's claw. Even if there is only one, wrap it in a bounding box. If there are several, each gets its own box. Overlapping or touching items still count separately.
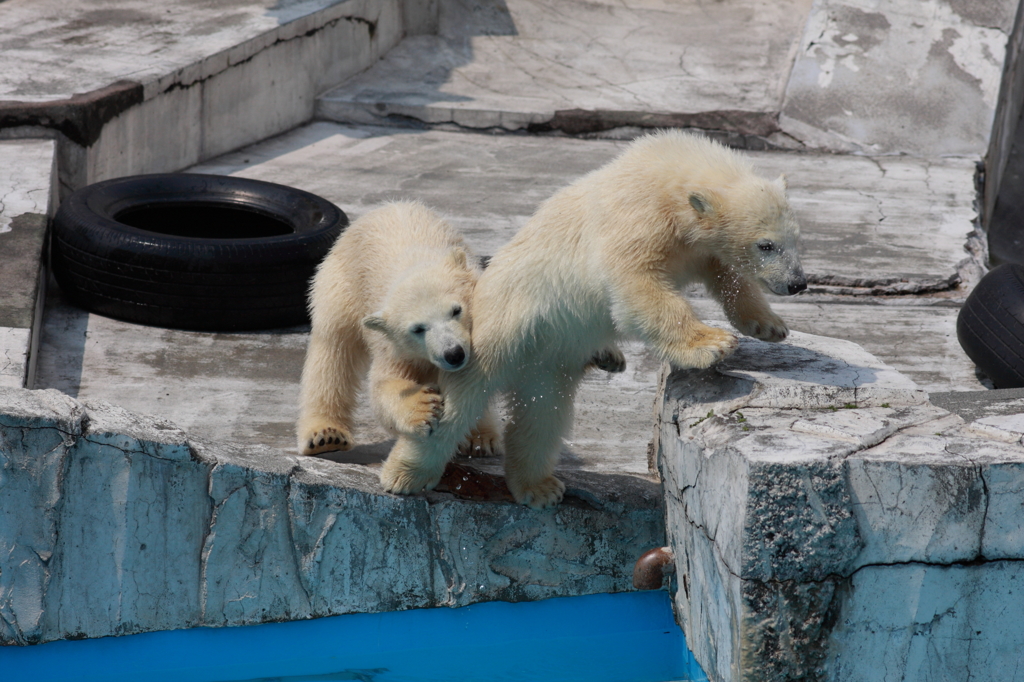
[739,313,789,342]
[458,426,501,458]
[511,475,565,509]
[671,326,738,369]
[589,347,627,373]
[397,384,445,437]
[380,455,444,494]
[299,425,353,455]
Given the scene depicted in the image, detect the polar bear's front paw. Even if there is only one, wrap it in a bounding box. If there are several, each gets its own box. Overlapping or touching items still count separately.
[671,325,738,369]
[380,454,445,494]
[510,475,565,509]
[588,346,626,373]
[397,384,445,437]
[737,313,789,342]
[299,424,353,455]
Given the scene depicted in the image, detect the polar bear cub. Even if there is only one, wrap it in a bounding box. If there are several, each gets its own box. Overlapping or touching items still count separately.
[296,201,499,457]
[380,131,806,508]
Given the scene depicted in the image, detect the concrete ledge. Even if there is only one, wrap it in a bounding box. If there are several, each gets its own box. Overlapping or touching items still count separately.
[0,0,438,195]
[0,386,664,646]
[656,330,1024,682]
[316,0,812,139]
[0,139,57,390]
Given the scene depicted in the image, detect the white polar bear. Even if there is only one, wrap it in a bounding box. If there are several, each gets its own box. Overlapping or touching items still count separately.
[379,131,807,508]
[296,201,500,457]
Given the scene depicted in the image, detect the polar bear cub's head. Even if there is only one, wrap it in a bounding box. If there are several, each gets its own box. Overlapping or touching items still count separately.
[688,172,806,297]
[363,248,477,372]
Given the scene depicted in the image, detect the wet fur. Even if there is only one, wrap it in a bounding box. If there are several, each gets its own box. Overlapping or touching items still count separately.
[379,132,805,507]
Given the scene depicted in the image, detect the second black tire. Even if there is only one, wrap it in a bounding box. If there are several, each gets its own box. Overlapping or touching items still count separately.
[51,173,347,332]
[957,263,1024,388]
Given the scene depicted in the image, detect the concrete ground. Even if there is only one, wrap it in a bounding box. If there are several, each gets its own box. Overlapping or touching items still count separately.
[33,119,990,470]
[6,0,1004,477]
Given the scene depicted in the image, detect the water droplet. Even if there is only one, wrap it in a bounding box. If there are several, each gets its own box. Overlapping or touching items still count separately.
[455,484,462,490]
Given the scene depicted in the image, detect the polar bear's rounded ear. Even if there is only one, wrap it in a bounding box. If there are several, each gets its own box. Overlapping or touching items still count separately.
[448,247,468,269]
[362,313,389,334]
[688,192,715,217]
[775,173,788,191]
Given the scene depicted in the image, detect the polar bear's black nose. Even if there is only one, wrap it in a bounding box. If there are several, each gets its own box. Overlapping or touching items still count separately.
[788,277,807,295]
[444,346,466,368]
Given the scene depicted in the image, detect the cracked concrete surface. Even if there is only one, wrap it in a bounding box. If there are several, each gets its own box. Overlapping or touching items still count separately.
[781,0,1018,155]
[0,0,384,102]
[317,0,813,135]
[657,330,1024,682]
[0,139,54,390]
[188,122,982,292]
[0,139,53,235]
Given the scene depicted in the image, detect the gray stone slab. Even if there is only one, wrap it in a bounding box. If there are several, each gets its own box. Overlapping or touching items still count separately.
[0,139,54,326]
[317,0,813,135]
[191,122,979,287]
[0,385,664,645]
[0,139,56,389]
[780,0,1018,156]
[689,298,988,393]
[656,328,1024,682]
[0,328,30,390]
[827,562,1024,682]
[930,386,1024,421]
[0,0,424,200]
[35,284,663,476]
[0,0,386,102]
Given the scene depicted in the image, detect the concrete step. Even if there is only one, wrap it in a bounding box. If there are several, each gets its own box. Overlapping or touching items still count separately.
[0,139,56,389]
[317,0,813,141]
[193,122,981,292]
[0,0,424,193]
[315,0,1018,159]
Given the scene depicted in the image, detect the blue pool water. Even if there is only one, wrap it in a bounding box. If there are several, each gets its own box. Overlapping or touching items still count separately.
[0,592,707,682]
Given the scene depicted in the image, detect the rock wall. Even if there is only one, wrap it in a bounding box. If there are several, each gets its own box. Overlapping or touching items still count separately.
[656,329,1024,682]
[0,386,664,645]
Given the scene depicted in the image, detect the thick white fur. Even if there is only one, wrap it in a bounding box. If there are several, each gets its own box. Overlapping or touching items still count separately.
[296,201,501,461]
[379,131,805,507]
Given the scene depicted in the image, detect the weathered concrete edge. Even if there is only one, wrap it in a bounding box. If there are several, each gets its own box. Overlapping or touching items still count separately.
[0,385,664,646]
[654,335,1024,682]
[0,139,58,389]
[316,96,785,142]
[0,0,436,199]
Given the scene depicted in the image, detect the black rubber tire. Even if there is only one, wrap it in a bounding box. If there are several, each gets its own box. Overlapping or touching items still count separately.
[957,263,1024,388]
[51,173,347,331]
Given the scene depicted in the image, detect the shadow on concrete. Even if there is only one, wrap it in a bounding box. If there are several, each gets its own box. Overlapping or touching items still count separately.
[988,109,1024,265]
[312,439,392,465]
[319,0,517,115]
[34,277,87,398]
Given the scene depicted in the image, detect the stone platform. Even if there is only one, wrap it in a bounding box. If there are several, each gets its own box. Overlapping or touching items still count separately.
[0,385,663,646]
[657,329,1024,682]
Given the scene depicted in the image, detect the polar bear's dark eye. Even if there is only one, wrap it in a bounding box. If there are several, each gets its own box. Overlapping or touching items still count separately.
[411,324,427,335]
[451,305,462,317]
[757,240,776,252]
